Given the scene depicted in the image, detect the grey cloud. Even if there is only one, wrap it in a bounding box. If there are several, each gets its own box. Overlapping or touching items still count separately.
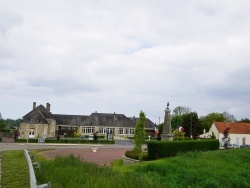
[0,0,250,122]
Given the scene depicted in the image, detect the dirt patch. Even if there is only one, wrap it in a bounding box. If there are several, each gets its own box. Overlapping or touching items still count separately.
[39,148,131,166]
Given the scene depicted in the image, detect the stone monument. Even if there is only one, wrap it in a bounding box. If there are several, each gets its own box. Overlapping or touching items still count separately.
[161,102,174,141]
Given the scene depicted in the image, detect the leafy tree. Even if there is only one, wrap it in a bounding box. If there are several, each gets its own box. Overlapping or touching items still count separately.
[134,111,146,160]
[182,112,200,138]
[200,113,226,133]
[2,118,21,129]
[223,111,237,122]
[157,123,163,140]
[171,115,183,130]
[0,112,2,119]
[239,118,250,123]
[0,119,7,131]
[173,106,191,116]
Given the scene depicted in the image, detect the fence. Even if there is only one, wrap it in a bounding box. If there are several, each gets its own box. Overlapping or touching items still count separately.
[24,149,51,188]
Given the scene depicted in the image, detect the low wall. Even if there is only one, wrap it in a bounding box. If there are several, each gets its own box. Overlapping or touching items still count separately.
[123,156,139,165]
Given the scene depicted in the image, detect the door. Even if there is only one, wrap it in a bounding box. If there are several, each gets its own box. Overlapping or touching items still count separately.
[29,129,35,138]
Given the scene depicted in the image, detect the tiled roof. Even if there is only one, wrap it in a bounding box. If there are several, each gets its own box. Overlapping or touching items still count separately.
[21,105,53,124]
[53,114,88,125]
[21,104,155,130]
[214,122,250,134]
[80,113,135,127]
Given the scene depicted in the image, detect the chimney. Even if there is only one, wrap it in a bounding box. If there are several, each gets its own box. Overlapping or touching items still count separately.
[46,103,50,112]
[33,102,36,109]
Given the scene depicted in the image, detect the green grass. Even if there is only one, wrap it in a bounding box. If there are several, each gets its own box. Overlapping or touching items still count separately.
[36,155,155,188]
[1,149,52,188]
[1,150,30,188]
[116,148,250,188]
[2,148,250,188]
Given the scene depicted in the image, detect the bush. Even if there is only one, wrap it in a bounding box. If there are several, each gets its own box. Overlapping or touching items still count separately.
[125,150,148,161]
[64,134,74,138]
[14,138,38,143]
[147,140,219,160]
[14,138,115,144]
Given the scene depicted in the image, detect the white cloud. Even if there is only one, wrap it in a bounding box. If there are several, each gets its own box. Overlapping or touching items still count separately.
[0,0,250,122]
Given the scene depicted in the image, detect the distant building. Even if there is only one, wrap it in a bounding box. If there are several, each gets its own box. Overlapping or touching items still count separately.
[19,102,155,139]
[200,122,250,146]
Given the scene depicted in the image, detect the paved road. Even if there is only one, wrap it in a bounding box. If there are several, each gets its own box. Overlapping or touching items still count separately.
[0,140,136,151]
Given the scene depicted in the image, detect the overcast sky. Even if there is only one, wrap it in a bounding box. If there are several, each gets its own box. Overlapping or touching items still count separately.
[0,0,250,123]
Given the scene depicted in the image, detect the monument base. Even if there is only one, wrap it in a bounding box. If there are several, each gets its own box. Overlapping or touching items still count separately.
[161,134,174,141]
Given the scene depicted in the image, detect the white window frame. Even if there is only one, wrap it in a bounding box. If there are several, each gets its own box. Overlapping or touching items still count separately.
[118,128,124,134]
[82,127,95,134]
[129,128,135,135]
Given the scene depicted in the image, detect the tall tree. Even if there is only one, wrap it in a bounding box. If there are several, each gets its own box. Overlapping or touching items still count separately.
[0,119,7,131]
[223,111,237,122]
[182,112,200,138]
[134,111,146,159]
[156,123,163,140]
[171,115,183,130]
[173,106,191,116]
[200,113,226,133]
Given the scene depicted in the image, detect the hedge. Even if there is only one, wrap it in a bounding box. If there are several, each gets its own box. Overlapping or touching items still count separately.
[147,140,219,160]
[14,138,115,144]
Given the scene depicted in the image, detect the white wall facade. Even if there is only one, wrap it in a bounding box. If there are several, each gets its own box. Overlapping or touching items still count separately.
[201,123,250,146]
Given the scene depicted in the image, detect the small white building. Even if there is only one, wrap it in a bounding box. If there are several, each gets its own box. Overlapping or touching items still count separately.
[200,122,250,146]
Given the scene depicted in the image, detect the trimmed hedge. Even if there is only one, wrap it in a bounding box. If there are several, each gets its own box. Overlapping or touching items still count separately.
[14,138,115,144]
[125,150,148,161]
[147,140,219,160]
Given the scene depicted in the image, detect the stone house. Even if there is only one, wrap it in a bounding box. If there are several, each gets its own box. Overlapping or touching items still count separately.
[200,122,250,146]
[19,102,156,139]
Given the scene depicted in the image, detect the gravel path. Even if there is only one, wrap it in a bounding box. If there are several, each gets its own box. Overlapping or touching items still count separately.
[39,148,131,166]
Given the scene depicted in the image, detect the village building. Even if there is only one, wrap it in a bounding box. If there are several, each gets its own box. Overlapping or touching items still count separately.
[200,122,250,146]
[19,102,156,139]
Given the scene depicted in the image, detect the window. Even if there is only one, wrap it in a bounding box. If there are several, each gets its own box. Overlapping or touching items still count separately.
[118,128,124,134]
[82,127,95,134]
[98,127,115,134]
[129,128,135,134]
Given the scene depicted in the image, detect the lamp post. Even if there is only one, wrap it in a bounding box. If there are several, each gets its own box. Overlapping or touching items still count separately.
[190,112,193,139]
[26,129,29,143]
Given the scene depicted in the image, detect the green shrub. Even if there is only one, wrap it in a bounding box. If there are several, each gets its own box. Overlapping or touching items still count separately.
[14,138,38,143]
[63,134,74,138]
[14,138,115,144]
[0,137,2,142]
[147,140,219,160]
[125,150,148,161]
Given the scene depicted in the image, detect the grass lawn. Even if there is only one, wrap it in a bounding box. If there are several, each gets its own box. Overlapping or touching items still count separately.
[116,148,250,187]
[1,150,30,188]
[2,148,250,188]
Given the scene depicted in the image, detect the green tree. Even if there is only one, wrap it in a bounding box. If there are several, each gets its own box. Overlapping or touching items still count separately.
[134,111,146,160]
[182,112,200,138]
[200,113,226,133]
[171,115,183,130]
[0,119,7,131]
[223,111,237,122]
[239,118,250,123]
[157,123,163,140]
[173,106,191,116]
